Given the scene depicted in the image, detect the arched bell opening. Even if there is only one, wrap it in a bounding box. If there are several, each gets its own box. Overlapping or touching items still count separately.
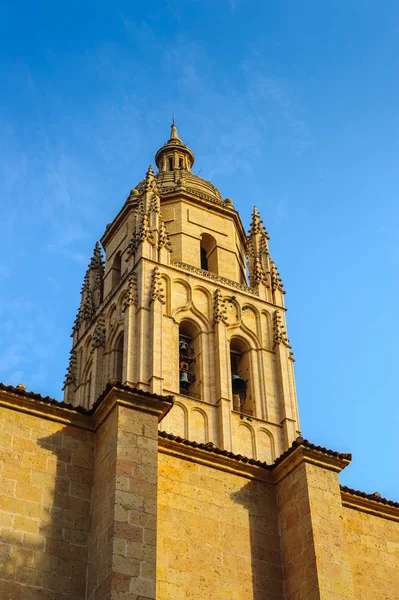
[230,337,253,416]
[178,320,201,399]
[200,233,218,274]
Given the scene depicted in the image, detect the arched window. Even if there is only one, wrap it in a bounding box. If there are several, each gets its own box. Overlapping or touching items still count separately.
[200,233,218,274]
[178,321,201,399]
[230,337,253,415]
[111,252,122,288]
[114,334,124,382]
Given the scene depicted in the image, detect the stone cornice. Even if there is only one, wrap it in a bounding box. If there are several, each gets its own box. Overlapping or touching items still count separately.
[171,260,259,296]
[0,387,92,430]
[101,185,247,249]
[158,436,273,482]
[272,443,351,484]
[92,386,174,430]
[341,488,399,522]
[0,384,174,433]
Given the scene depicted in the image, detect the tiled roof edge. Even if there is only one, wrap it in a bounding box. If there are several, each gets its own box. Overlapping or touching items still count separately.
[0,382,86,413]
[87,381,174,415]
[0,381,174,416]
[158,431,272,469]
[341,485,399,509]
[273,437,352,467]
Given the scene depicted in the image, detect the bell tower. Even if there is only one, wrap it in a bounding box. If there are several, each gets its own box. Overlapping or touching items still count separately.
[63,124,300,460]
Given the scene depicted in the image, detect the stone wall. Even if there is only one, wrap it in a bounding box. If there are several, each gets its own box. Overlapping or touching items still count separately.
[0,403,93,600]
[343,501,399,599]
[156,445,283,600]
[1,386,398,600]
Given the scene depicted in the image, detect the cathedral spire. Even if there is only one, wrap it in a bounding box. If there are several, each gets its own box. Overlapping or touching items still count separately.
[170,122,179,140]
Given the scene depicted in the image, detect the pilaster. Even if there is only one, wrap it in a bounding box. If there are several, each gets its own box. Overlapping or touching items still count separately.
[122,273,138,386]
[149,267,165,395]
[274,442,355,600]
[213,289,232,450]
[87,385,173,600]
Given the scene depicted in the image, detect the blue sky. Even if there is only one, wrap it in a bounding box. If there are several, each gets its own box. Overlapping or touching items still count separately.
[1,0,398,499]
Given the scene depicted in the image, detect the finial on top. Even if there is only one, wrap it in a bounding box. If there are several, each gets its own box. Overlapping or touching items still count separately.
[170,122,179,139]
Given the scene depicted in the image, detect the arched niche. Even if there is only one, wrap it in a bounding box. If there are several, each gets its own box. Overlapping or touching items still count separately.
[200,233,218,274]
[111,252,122,288]
[168,402,188,438]
[190,408,208,444]
[178,320,202,399]
[236,422,255,459]
[230,336,254,415]
[257,429,275,464]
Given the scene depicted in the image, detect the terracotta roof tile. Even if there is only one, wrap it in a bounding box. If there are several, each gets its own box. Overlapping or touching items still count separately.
[0,382,86,413]
[0,380,173,417]
[341,485,399,508]
[87,381,174,415]
[158,431,272,469]
[273,436,352,466]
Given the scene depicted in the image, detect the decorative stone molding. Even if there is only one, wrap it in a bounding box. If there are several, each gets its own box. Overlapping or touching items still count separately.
[122,273,138,311]
[63,350,77,389]
[150,267,165,304]
[158,219,172,251]
[270,260,285,294]
[149,192,161,214]
[171,260,258,296]
[249,206,270,239]
[90,241,105,270]
[143,164,159,194]
[138,212,154,244]
[214,288,228,325]
[91,314,106,353]
[246,206,273,290]
[273,310,294,360]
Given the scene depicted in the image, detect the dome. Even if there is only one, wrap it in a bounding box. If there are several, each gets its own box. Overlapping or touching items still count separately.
[135,123,226,205]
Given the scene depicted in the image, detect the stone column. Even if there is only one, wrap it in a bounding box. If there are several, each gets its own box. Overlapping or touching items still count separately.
[214,318,232,451]
[274,441,356,600]
[123,273,138,386]
[86,384,173,600]
[149,267,165,395]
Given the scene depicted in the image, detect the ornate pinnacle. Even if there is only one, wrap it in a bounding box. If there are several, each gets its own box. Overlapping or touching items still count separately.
[273,311,294,360]
[249,206,269,239]
[89,242,104,271]
[122,273,138,312]
[63,350,77,389]
[270,260,286,294]
[71,309,81,337]
[138,212,154,244]
[80,271,89,293]
[158,219,172,251]
[126,232,138,261]
[143,164,159,194]
[149,192,161,214]
[253,256,264,286]
[91,314,106,353]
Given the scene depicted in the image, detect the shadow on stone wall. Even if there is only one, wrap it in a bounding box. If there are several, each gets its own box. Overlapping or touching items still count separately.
[230,480,284,600]
[0,424,93,598]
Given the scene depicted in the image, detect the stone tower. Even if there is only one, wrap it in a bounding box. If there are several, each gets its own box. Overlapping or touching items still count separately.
[63,124,300,459]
